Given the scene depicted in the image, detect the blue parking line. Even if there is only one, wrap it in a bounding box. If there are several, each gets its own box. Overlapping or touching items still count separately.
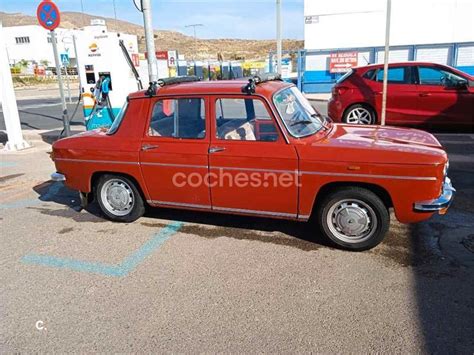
[21,221,184,277]
[0,161,18,168]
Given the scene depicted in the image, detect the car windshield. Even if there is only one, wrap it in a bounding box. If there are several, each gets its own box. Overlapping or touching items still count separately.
[273,87,324,138]
[107,100,128,135]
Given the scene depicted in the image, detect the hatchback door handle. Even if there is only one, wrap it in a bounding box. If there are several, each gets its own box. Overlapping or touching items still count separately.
[141,144,159,151]
[419,92,431,97]
[209,146,226,154]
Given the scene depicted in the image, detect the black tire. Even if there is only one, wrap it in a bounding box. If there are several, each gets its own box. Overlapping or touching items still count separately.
[316,187,389,251]
[343,104,376,125]
[95,174,145,222]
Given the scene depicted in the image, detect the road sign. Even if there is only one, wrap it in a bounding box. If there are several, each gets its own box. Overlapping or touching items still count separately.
[36,0,61,31]
[60,53,69,65]
[329,51,358,73]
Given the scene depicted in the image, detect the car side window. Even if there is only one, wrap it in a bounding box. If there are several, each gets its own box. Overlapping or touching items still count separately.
[376,66,413,84]
[215,98,279,142]
[149,98,205,139]
[418,66,465,86]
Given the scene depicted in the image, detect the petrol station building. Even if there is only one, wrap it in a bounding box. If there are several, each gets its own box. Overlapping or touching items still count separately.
[302,0,474,93]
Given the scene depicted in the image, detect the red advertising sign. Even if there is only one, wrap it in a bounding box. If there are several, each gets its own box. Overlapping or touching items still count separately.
[145,51,169,60]
[37,0,61,31]
[156,51,168,60]
[329,51,358,73]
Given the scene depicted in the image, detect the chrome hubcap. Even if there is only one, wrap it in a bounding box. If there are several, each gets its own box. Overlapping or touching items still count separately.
[327,199,377,243]
[101,179,134,216]
[346,107,373,124]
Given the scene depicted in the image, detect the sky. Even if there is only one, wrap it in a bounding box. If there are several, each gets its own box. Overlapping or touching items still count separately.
[0,0,304,40]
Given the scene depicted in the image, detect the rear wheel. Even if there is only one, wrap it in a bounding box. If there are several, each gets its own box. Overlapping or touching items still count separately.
[343,104,376,125]
[316,187,389,250]
[96,174,145,222]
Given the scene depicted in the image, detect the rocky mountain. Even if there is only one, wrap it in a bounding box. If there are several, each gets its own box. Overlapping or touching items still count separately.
[0,11,303,60]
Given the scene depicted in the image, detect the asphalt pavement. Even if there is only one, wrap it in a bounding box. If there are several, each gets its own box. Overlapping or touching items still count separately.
[1,93,473,352]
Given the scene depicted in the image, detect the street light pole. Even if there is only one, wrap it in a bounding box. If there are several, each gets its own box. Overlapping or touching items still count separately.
[185,24,203,61]
[381,0,392,126]
[276,0,282,75]
[141,0,158,82]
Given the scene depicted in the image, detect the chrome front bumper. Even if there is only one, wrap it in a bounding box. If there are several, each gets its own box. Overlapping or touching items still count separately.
[414,177,455,213]
[51,172,66,182]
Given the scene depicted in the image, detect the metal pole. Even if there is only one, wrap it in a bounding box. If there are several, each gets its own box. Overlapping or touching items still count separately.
[141,0,158,82]
[0,21,30,151]
[50,30,71,137]
[276,0,282,75]
[72,34,82,94]
[381,0,391,126]
[64,60,72,103]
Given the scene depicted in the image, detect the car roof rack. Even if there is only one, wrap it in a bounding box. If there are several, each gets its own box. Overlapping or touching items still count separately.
[145,76,201,97]
[241,73,282,94]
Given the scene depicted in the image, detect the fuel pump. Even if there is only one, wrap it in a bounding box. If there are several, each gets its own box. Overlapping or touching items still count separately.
[74,22,141,130]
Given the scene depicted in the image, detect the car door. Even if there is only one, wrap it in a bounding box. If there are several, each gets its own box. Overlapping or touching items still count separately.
[208,96,299,218]
[139,96,211,210]
[371,65,419,125]
[416,65,473,128]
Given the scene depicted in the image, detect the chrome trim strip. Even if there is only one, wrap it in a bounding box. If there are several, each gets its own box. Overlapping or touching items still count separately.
[300,171,436,181]
[211,166,297,174]
[141,162,208,169]
[147,200,212,210]
[213,206,296,218]
[55,158,138,165]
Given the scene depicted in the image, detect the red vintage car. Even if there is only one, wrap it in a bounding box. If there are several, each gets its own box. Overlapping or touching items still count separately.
[51,75,455,250]
[328,62,474,130]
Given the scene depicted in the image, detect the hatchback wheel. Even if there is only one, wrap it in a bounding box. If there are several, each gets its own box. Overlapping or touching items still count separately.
[317,187,389,250]
[96,174,145,222]
[343,104,376,125]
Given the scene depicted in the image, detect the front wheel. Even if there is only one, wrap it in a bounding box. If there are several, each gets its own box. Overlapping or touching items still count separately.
[96,174,145,222]
[316,187,390,251]
[343,104,376,125]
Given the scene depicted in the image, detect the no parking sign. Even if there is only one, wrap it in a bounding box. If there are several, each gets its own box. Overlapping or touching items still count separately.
[36,0,61,31]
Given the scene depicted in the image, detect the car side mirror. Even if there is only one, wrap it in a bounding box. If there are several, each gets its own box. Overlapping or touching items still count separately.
[445,78,468,89]
[456,79,468,89]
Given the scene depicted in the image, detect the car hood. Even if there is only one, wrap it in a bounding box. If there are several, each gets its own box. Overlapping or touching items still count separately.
[301,124,447,165]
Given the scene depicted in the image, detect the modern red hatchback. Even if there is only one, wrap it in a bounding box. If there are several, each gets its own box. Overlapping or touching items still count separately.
[328,62,474,130]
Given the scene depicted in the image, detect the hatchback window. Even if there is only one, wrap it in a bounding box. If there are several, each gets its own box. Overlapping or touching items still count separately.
[418,66,465,86]
[215,98,279,142]
[376,66,412,84]
[149,98,205,139]
[336,69,354,84]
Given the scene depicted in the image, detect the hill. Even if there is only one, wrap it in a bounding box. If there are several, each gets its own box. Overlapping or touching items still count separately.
[0,11,303,60]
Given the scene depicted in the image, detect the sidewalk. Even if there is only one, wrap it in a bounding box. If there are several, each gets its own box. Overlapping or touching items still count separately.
[304,93,331,102]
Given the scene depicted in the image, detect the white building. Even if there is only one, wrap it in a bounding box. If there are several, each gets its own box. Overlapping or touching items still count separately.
[302,0,474,92]
[3,20,138,69]
[304,0,474,50]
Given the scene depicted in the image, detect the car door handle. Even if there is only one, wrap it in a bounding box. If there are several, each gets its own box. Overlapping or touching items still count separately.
[419,92,431,97]
[209,146,226,154]
[141,144,159,151]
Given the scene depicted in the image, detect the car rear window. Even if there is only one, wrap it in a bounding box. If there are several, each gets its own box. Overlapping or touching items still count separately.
[363,69,377,80]
[336,69,354,84]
